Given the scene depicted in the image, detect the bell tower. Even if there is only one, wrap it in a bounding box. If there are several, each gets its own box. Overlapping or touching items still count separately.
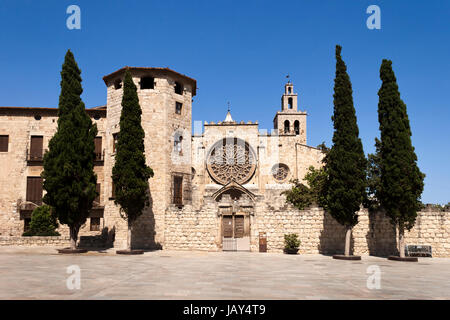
[281,81,298,111]
[273,80,307,144]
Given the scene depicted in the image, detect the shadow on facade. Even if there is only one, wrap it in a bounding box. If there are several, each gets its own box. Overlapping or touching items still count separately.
[365,210,398,257]
[130,188,162,250]
[318,210,356,255]
[78,226,116,250]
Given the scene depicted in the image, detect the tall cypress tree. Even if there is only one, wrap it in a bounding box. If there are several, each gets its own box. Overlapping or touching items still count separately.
[323,45,367,256]
[112,69,153,252]
[377,59,424,258]
[42,50,98,250]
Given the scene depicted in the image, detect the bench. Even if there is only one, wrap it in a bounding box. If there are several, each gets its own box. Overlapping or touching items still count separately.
[405,245,432,257]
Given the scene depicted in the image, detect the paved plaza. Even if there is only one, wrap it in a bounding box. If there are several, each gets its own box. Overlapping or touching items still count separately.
[0,246,449,299]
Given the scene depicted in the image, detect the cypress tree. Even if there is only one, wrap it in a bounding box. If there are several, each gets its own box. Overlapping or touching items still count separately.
[42,50,98,250]
[323,45,367,256]
[377,60,425,258]
[112,69,154,251]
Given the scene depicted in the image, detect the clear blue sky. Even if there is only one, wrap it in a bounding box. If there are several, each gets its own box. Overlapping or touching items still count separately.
[0,1,449,204]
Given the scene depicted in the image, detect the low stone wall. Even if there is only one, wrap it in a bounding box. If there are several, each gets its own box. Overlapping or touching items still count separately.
[164,195,450,257]
[164,203,219,251]
[0,236,71,246]
[254,206,450,257]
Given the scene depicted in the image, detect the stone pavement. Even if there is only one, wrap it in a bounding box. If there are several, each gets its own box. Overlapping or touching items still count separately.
[0,246,449,299]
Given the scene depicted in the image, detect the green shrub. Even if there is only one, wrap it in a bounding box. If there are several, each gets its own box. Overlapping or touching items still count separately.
[284,233,300,250]
[22,205,60,236]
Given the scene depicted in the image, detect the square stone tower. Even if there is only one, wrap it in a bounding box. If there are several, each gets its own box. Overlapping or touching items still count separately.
[273,81,307,144]
[102,67,196,249]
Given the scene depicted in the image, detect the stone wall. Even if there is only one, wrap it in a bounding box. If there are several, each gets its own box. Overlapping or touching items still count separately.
[254,205,450,257]
[163,189,450,257]
[0,236,71,246]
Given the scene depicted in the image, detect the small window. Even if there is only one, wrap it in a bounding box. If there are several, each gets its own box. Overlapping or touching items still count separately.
[94,183,101,205]
[111,181,116,199]
[90,217,100,231]
[114,79,122,90]
[175,82,183,95]
[174,134,183,155]
[175,102,182,114]
[288,87,292,94]
[173,176,183,205]
[0,135,8,152]
[93,114,101,120]
[34,115,41,121]
[95,137,102,161]
[284,120,290,134]
[29,136,44,161]
[24,218,31,232]
[288,97,293,109]
[294,120,300,135]
[140,76,154,89]
[112,133,119,153]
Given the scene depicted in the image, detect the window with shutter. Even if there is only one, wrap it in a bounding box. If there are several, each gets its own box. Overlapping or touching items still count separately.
[26,177,43,206]
[94,137,102,161]
[173,176,183,205]
[30,136,43,160]
[94,183,101,205]
[0,135,8,152]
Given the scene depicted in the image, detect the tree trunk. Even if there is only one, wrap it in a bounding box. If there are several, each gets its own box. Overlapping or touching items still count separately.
[127,221,132,251]
[398,222,405,258]
[344,226,352,256]
[69,226,78,250]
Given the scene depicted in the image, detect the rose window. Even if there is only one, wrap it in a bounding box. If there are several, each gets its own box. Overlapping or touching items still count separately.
[207,138,256,185]
[272,163,290,182]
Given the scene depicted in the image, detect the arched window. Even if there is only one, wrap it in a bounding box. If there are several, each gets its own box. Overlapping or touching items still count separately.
[284,120,290,134]
[288,97,293,109]
[294,120,300,135]
[288,87,292,94]
[174,134,183,154]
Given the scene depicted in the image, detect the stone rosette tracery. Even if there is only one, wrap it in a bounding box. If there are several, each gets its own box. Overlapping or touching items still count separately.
[271,163,290,182]
[206,138,256,185]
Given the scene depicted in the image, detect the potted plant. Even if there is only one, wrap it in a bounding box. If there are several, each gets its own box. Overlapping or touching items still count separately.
[284,233,300,254]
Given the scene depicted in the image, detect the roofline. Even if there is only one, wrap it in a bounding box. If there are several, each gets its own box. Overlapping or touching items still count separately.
[102,66,197,96]
[0,106,106,115]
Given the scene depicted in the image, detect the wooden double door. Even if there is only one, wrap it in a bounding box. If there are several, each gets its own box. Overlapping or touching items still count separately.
[222,213,250,251]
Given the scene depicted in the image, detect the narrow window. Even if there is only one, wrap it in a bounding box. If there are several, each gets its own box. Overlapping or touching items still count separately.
[94,137,102,160]
[284,120,290,134]
[175,82,183,95]
[90,217,100,231]
[140,76,154,89]
[112,133,119,153]
[29,136,43,161]
[24,218,31,232]
[173,176,183,205]
[288,87,292,94]
[94,183,101,205]
[288,97,293,109]
[26,176,43,206]
[174,134,183,155]
[175,102,182,114]
[294,120,300,135]
[114,79,122,90]
[111,181,116,199]
[0,135,8,152]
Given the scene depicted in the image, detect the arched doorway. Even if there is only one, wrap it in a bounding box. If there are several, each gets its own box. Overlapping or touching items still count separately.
[213,181,255,251]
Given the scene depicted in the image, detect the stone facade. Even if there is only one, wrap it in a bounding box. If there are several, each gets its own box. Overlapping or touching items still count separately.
[1,66,448,257]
